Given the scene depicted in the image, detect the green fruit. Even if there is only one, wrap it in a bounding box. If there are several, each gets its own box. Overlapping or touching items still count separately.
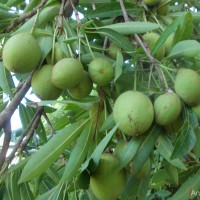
[113,91,154,136]
[68,71,93,99]
[157,0,170,15]
[165,33,174,55]
[143,32,165,60]
[51,58,84,89]
[54,42,65,63]
[31,65,62,100]
[174,68,200,106]
[143,0,160,6]
[132,158,151,178]
[90,153,126,200]
[3,32,41,73]
[108,43,121,59]
[88,58,114,86]
[192,103,200,122]
[154,91,182,126]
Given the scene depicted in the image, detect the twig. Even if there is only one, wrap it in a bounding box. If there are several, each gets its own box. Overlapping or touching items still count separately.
[0,75,32,131]
[63,0,79,19]
[69,0,81,26]
[0,121,11,171]
[119,0,168,91]
[5,107,43,167]
[3,0,48,33]
[42,111,56,136]
[58,0,66,34]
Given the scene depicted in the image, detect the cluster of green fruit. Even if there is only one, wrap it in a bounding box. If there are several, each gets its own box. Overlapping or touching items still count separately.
[2,32,115,101]
[113,68,200,137]
[143,0,170,16]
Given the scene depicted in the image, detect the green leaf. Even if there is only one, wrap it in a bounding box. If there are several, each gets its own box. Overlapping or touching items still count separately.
[168,40,200,58]
[81,122,120,172]
[165,162,179,185]
[92,28,134,56]
[19,120,88,183]
[19,182,34,200]
[169,170,200,200]
[6,0,24,7]
[156,133,187,170]
[173,12,193,44]
[152,13,185,55]
[171,122,196,159]
[100,22,161,35]
[0,62,14,98]
[130,125,161,175]
[193,128,200,159]
[61,123,92,181]
[114,51,123,82]
[99,113,115,132]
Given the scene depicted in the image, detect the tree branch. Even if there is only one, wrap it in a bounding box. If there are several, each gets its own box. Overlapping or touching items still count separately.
[119,0,168,91]
[63,0,79,19]
[0,75,32,131]
[0,121,11,171]
[42,111,56,136]
[3,0,48,33]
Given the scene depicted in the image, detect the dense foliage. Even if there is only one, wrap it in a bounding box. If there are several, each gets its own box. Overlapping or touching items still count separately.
[0,0,200,199]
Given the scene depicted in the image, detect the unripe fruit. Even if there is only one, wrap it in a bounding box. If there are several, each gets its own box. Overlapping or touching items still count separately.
[90,153,126,200]
[3,32,41,73]
[51,58,84,89]
[165,33,174,55]
[143,32,165,60]
[143,0,160,7]
[154,91,182,126]
[88,58,114,86]
[68,71,93,99]
[54,42,65,63]
[31,65,62,100]
[113,91,154,136]
[192,103,200,122]
[174,68,200,106]
[108,43,121,59]
[157,0,170,15]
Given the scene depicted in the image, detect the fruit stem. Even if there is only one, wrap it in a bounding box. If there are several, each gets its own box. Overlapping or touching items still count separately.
[63,28,74,58]
[51,26,58,63]
[30,9,40,35]
[84,33,95,59]
[150,12,164,32]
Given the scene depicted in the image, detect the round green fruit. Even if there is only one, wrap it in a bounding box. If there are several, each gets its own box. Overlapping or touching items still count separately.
[143,0,160,7]
[31,65,62,100]
[54,42,65,63]
[113,91,154,136]
[88,58,114,86]
[154,91,182,126]
[68,71,93,99]
[174,68,200,106]
[157,0,170,15]
[51,58,84,89]
[90,153,126,200]
[165,33,174,55]
[143,32,165,60]
[3,32,41,73]
[108,43,121,60]
[192,103,200,122]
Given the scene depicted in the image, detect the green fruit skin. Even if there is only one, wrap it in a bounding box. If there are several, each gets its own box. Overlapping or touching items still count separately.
[88,58,114,86]
[68,71,93,99]
[154,92,182,126]
[143,32,165,60]
[157,0,170,15]
[31,64,62,100]
[108,43,121,60]
[90,153,126,200]
[113,91,154,136]
[164,33,174,55]
[192,103,200,122]
[3,32,41,73]
[143,0,160,6]
[54,42,66,63]
[175,68,200,106]
[51,58,84,89]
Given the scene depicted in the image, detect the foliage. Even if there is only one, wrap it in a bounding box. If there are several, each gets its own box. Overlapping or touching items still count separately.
[0,0,200,199]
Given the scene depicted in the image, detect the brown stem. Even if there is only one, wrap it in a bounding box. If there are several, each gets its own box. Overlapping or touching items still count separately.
[3,0,48,33]
[0,75,32,132]
[42,111,56,136]
[0,121,11,171]
[119,0,167,91]
[63,0,79,19]
[5,107,43,167]
[58,0,66,34]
